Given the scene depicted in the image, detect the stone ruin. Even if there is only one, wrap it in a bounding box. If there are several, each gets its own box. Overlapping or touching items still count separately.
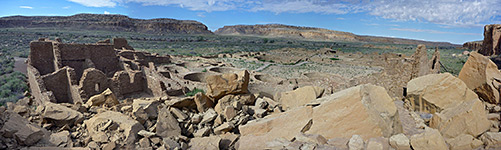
[27,38,186,105]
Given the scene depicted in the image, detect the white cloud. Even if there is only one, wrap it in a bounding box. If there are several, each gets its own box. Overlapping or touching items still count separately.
[104,11,110,14]
[63,6,71,9]
[337,17,345,20]
[390,28,480,36]
[19,6,33,9]
[197,12,206,17]
[66,0,501,26]
[67,0,116,7]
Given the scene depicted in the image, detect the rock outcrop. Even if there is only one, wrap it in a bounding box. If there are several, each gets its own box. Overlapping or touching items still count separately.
[459,51,501,104]
[478,24,501,56]
[238,84,400,149]
[463,41,483,51]
[0,14,212,34]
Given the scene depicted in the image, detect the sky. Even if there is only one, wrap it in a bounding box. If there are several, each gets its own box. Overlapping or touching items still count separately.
[1,0,500,44]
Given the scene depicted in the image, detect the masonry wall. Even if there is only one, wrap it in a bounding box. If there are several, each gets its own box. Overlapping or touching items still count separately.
[29,41,55,75]
[57,43,122,78]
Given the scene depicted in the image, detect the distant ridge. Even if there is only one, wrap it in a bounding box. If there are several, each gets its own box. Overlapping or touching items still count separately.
[215,24,460,47]
[0,13,212,34]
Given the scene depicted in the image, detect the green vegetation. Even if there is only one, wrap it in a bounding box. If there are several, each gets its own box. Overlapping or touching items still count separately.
[201,68,207,72]
[0,71,28,105]
[185,88,205,97]
[0,27,470,103]
[329,57,340,61]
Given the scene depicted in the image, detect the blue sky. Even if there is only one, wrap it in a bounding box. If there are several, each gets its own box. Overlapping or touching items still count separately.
[1,0,500,44]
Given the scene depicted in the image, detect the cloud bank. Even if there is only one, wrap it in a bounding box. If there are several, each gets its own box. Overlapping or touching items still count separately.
[66,0,501,26]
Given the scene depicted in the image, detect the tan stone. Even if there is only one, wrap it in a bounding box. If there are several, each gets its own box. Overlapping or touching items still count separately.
[458,51,501,104]
[411,44,430,79]
[132,99,160,120]
[348,135,364,150]
[481,132,501,148]
[407,73,478,113]
[279,86,324,109]
[446,134,483,150]
[214,94,254,115]
[49,131,70,146]
[430,99,490,138]
[188,136,221,150]
[156,106,181,138]
[410,128,448,150]
[43,102,84,126]
[206,70,249,100]
[194,92,214,113]
[85,88,119,107]
[306,84,398,139]
[84,111,143,144]
[479,24,501,56]
[1,112,44,146]
[238,106,313,150]
[389,133,411,150]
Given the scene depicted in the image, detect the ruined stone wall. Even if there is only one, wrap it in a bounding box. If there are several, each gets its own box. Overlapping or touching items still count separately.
[27,65,56,105]
[29,41,55,75]
[112,71,146,97]
[57,43,122,78]
[42,67,81,104]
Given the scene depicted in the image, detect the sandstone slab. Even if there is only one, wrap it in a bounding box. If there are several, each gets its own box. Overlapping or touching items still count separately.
[279,86,324,109]
[206,70,249,100]
[459,51,501,104]
[84,111,143,144]
[410,128,447,150]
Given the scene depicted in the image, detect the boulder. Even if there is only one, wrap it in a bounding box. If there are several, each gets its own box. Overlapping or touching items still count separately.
[194,92,214,112]
[238,106,313,150]
[85,88,119,107]
[407,73,478,113]
[306,84,399,139]
[410,128,447,150]
[481,132,501,148]
[43,102,84,126]
[238,84,400,149]
[206,70,249,100]
[430,99,490,138]
[132,99,161,120]
[446,134,483,150]
[279,86,324,109]
[214,94,255,115]
[410,44,430,79]
[188,136,221,150]
[458,51,501,104]
[156,106,181,138]
[84,111,144,144]
[49,131,70,147]
[1,112,44,146]
[348,135,364,150]
[389,133,411,150]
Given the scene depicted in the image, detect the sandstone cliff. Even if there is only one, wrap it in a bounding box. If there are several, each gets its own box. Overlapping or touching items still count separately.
[478,24,501,56]
[463,41,483,51]
[215,24,459,47]
[0,14,212,34]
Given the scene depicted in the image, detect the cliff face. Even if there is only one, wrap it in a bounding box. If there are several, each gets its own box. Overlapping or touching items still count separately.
[463,41,483,51]
[215,24,459,47]
[478,24,501,56]
[0,14,212,34]
[215,24,358,41]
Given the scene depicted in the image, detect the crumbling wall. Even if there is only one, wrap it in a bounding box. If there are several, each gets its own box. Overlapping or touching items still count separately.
[78,68,112,100]
[27,65,56,105]
[41,67,80,104]
[29,40,55,75]
[57,43,122,78]
[112,71,145,97]
[144,63,186,97]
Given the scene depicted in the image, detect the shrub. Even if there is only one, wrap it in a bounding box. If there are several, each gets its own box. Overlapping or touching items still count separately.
[185,88,205,97]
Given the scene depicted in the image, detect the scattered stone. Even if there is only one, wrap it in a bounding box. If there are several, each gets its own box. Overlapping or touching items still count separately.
[218,133,239,150]
[446,134,483,150]
[200,109,217,125]
[85,111,144,144]
[188,136,221,150]
[214,122,234,135]
[138,130,156,138]
[481,132,501,148]
[170,107,188,121]
[85,88,119,107]
[132,99,161,119]
[156,106,181,138]
[389,133,411,150]
[279,86,324,109]
[348,135,364,150]
[49,131,70,146]
[294,133,327,145]
[1,112,44,146]
[194,93,214,113]
[194,127,211,137]
[223,106,237,121]
[410,128,448,150]
[43,102,84,126]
